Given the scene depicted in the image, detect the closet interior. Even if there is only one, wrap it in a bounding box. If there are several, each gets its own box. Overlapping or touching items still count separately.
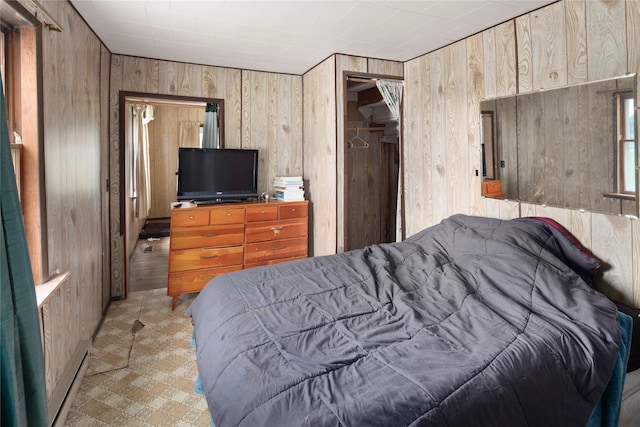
[344,76,401,251]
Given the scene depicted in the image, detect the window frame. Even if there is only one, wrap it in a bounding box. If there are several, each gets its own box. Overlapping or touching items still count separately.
[615,91,636,196]
[1,1,47,285]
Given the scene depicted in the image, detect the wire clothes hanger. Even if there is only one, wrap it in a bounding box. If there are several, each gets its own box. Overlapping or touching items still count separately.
[348,128,369,149]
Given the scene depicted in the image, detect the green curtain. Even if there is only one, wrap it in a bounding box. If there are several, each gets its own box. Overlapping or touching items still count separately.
[0,73,49,426]
[202,102,219,149]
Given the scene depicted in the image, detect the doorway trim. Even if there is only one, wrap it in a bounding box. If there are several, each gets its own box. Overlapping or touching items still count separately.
[111,91,225,299]
[341,71,405,252]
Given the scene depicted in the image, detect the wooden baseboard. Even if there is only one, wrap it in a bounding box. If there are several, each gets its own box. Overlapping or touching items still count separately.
[47,340,90,426]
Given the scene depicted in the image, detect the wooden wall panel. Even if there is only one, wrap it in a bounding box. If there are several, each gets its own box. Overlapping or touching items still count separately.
[403,57,430,236]
[303,57,337,256]
[565,0,587,84]
[241,71,303,197]
[494,21,517,97]
[586,0,627,80]
[367,58,404,76]
[430,50,447,224]
[592,213,634,304]
[531,1,567,90]
[402,0,639,306]
[467,33,485,217]
[147,104,204,218]
[482,28,498,99]
[37,0,108,412]
[516,14,533,94]
[445,41,469,216]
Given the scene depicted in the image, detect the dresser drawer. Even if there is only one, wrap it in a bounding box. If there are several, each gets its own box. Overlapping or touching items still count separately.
[169,246,244,272]
[171,209,210,227]
[279,202,308,219]
[246,205,278,222]
[245,219,307,243]
[170,224,244,250]
[168,265,242,295]
[244,256,306,270]
[482,180,503,196]
[210,207,245,225]
[244,236,307,264]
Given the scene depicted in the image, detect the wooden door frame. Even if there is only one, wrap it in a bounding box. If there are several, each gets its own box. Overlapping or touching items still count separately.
[341,71,405,251]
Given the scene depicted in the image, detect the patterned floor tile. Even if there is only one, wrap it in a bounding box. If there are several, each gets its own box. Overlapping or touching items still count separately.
[65,289,210,427]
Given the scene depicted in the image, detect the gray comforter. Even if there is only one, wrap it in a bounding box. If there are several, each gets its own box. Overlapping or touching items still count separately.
[187,214,621,427]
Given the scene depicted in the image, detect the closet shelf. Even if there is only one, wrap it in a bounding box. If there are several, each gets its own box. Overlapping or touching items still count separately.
[347,127,386,131]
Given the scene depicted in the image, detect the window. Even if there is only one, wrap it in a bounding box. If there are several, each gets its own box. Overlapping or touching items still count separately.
[1,2,46,285]
[616,92,636,195]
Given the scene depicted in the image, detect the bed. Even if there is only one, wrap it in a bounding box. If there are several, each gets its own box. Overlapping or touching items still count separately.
[187,214,633,427]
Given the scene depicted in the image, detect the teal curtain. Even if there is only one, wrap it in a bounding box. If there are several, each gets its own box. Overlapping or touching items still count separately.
[1,73,49,426]
[202,103,219,149]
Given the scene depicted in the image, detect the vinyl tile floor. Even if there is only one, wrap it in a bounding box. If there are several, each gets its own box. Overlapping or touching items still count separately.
[64,288,211,426]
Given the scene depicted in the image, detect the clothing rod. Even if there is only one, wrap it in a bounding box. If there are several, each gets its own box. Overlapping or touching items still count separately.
[347,127,386,131]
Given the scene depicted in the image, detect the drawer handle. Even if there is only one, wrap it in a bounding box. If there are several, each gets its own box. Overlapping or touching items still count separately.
[291,208,296,212]
[202,233,218,237]
[200,254,218,259]
[271,226,284,231]
[189,215,195,220]
[226,213,233,217]
[271,246,285,251]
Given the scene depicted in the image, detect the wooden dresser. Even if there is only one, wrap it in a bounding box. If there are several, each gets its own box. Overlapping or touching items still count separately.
[168,200,309,309]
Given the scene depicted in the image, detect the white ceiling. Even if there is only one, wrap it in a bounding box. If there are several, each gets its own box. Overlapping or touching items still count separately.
[70,0,556,75]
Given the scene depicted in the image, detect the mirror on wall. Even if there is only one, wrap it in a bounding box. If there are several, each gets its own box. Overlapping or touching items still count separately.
[480,74,638,217]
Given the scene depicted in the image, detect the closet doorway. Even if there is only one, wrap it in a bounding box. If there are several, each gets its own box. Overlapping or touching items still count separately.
[343,74,403,251]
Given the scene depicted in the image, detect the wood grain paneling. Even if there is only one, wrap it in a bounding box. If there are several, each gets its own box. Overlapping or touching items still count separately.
[303,57,336,256]
[241,70,303,197]
[402,0,639,306]
[516,14,533,93]
[586,0,627,80]
[403,57,429,236]
[110,61,302,296]
[37,0,107,414]
[495,21,517,97]
[531,1,567,90]
[467,33,485,217]
[565,0,587,84]
[445,41,469,216]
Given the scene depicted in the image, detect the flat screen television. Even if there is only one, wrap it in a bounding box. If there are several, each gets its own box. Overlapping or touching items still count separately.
[177,148,259,202]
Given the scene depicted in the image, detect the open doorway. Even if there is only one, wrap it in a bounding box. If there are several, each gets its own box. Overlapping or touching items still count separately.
[119,92,224,295]
[343,75,403,251]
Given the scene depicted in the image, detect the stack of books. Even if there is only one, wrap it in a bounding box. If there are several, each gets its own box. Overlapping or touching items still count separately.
[274,176,305,201]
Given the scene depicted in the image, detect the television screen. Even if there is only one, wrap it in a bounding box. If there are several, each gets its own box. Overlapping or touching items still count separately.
[177,148,258,202]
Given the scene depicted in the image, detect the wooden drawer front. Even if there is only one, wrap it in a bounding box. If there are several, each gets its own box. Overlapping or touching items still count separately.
[244,237,307,264]
[246,205,278,222]
[244,255,306,270]
[170,224,244,250]
[210,207,245,225]
[482,180,502,195]
[170,246,244,272]
[279,203,308,219]
[171,209,210,227]
[168,265,241,295]
[245,219,307,243]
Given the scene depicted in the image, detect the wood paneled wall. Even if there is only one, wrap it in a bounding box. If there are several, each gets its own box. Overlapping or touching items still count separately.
[303,55,403,256]
[147,104,204,218]
[110,57,302,297]
[403,0,640,308]
[35,0,109,417]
